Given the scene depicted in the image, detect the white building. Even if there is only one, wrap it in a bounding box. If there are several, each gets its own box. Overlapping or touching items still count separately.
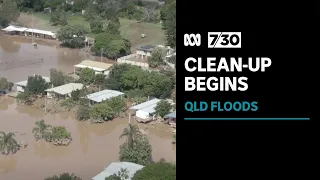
[129,98,161,122]
[74,60,113,76]
[92,162,144,180]
[1,25,56,39]
[45,83,83,99]
[136,45,175,60]
[15,76,50,93]
[86,89,125,105]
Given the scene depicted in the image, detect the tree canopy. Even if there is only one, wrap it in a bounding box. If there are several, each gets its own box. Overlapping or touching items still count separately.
[105,64,174,99]
[44,173,82,180]
[57,25,89,48]
[119,126,152,166]
[0,0,20,27]
[132,162,176,180]
[155,100,172,118]
[0,78,14,91]
[26,75,50,95]
[160,0,176,47]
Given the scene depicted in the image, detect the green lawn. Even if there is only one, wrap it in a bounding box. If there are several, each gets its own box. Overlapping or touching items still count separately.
[18,12,166,49]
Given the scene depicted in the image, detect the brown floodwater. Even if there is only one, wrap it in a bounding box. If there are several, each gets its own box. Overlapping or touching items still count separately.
[0,36,176,180]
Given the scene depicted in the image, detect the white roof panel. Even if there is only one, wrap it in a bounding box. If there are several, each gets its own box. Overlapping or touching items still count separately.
[15,76,50,87]
[87,89,124,103]
[2,25,28,32]
[74,64,105,72]
[129,98,160,110]
[138,103,158,114]
[92,162,144,180]
[45,83,83,95]
[25,28,56,36]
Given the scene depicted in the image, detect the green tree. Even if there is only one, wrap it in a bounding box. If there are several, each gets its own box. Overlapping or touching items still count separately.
[90,17,103,34]
[92,33,131,59]
[76,105,91,121]
[105,168,129,180]
[105,20,120,35]
[32,120,52,141]
[57,25,88,48]
[160,0,176,47]
[119,124,141,148]
[0,0,20,27]
[171,85,176,103]
[94,74,106,89]
[89,103,115,121]
[0,132,18,155]
[0,77,14,91]
[155,100,171,118]
[105,96,126,117]
[119,134,152,166]
[26,75,50,95]
[44,173,82,180]
[79,68,96,85]
[50,68,73,87]
[50,6,68,26]
[132,162,176,180]
[16,91,33,105]
[148,47,166,68]
[49,126,72,140]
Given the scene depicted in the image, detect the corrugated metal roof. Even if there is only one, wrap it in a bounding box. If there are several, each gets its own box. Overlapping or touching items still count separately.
[129,98,160,110]
[74,60,113,71]
[24,28,56,36]
[165,111,176,118]
[45,83,83,95]
[92,162,144,180]
[87,89,124,103]
[2,25,28,32]
[15,76,50,87]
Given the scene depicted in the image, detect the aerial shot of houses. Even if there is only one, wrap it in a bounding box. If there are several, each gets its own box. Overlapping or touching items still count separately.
[0,0,176,179]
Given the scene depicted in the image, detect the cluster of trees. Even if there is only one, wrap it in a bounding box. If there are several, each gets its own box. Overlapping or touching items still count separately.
[0,77,14,92]
[76,96,127,123]
[16,75,50,104]
[32,120,72,142]
[0,0,20,27]
[42,124,175,179]
[104,64,175,100]
[50,68,74,87]
[160,0,176,48]
[147,47,167,68]
[0,132,19,155]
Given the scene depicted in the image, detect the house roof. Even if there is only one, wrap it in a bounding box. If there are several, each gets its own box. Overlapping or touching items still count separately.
[2,25,28,32]
[24,28,56,36]
[92,162,144,180]
[87,89,124,103]
[15,76,50,87]
[165,111,176,118]
[137,103,158,114]
[45,83,83,95]
[74,60,113,72]
[137,45,155,52]
[130,98,160,110]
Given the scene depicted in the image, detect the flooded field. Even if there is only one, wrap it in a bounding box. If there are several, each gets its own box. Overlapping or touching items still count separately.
[0,36,176,180]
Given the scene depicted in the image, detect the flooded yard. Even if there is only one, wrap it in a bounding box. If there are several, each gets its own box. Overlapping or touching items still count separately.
[0,36,176,180]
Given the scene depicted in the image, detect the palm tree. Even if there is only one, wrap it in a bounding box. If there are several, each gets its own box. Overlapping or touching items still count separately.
[32,120,52,140]
[0,132,19,155]
[119,124,141,148]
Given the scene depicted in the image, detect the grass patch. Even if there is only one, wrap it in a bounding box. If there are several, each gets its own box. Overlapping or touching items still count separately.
[17,12,166,48]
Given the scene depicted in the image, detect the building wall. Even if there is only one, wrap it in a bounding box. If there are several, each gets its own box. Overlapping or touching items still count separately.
[17,85,25,92]
[136,50,152,57]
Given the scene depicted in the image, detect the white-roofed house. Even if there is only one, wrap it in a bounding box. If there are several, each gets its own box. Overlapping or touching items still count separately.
[45,83,83,99]
[74,60,114,76]
[86,89,125,105]
[24,28,56,39]
[15,76,50,93]
[1,25,28,35]
[92,162,144,180]
[129,98,161,123]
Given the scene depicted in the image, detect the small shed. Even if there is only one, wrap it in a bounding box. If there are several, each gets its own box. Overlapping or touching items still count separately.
[74,60,113,76]
[129,98,161,123]
[92,162,144,180]
[86,89,124,105]
[15,76,50,93]
[45,83,83,99]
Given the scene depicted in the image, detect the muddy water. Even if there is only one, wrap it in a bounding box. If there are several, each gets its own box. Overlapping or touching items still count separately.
[0,36,176,180]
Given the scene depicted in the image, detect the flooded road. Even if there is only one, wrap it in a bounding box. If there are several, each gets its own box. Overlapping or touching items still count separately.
[0,36,176,180]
